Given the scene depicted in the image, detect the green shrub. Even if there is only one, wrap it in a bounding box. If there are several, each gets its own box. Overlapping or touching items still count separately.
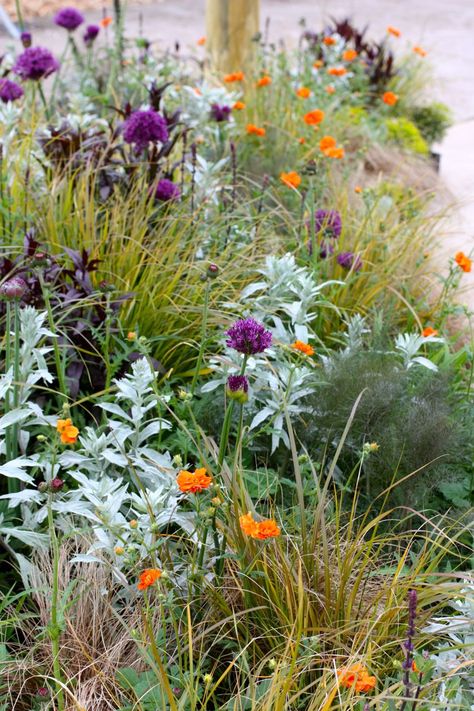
[385,117,430,155]
[411,102,453,144]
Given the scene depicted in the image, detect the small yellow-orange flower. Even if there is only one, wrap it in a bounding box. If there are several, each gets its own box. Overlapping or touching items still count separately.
[413,45,427,57]
[387,26,401,37]
[422,327,438,338]
[296,86,311,99]
[325,85,336,95]
[304,109,325,125]
[327,66,347,77]
[233,100,246,110]
[246,123,266,137]
[319,135,336,152]
[343,49,358,61]
[323,36,336,46]
[280,171,302,189]
[127,331,136,341]
[354,185,363,194]
[383,91,399,106]
[239,512,280,540]
[298,137,306,144]
[197,36,206,46]
[100,16,112,28]
[337,663,376,693]
[455,252,472,272]
[292,340,314,356]
[177,468,213,493]
[137,568,162,591]
[313,60,324,69]
[327,146,345,158]
[256,75,272,88]
[56,418,79,445]
[224,71,245,83]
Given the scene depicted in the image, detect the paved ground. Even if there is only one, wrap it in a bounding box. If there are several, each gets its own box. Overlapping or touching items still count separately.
[1,0,473,302]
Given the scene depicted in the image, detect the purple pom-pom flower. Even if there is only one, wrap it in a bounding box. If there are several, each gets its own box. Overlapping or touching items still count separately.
[226,318,272,355]
[313,209,342,238]
[0,79,24,103]
[123,109,169,152]
[337,251,362,272]
[226,375,249,403]
[153,178,181,202]
[13,47,59,81]
[210,103,232,122]
[83,24,100,45]
[54,7,85,31]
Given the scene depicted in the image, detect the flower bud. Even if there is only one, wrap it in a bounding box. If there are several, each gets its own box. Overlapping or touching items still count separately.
[38,481,49,493]
[36,434,47,442]
[268,658,277,670]
[21,32,32,48]
[114,546,125,555]
[127,331,137,341]
[49,477,64,492]
[203,674,213,685]
[207,263,219,279]
[36,686,49,698]
[172,454,183,468]
[226,375,249,404]
[129,519,138,529]
[0,276,27,300]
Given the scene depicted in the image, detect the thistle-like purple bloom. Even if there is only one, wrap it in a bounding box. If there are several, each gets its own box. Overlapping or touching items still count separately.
[226,318,272,355]
[153,178,181,202]
[337,251,362,271]
[210,103,232,122]
[20,31,32,48]
[123,109,169,152]
[83,24,100,45]
[54,7,85,31]
[13,47,59,81]
[227,375,249,393]
[314,209,342,238]
[0,79,24,103]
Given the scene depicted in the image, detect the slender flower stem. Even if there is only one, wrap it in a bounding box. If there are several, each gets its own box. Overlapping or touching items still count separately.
[217,356,248,468]
[47,494,65,711]
[190,281,210,396]
[37,83,51,121]
[15,0,25,31]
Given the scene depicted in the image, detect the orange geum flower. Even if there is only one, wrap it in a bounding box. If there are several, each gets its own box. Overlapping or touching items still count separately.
[298,137,306,144]
[256,75,272,88]
[387,26,401,37]
[233,100,246,110]
[325,85,336,95]
[354,185,363,194]
[313,59,324,69]
[292,340,315,356]
[413,45,427,57]
[137,568,162,591]
[337,663,376,693]
[304,109,325,125]
[246,123,266,137]
[323,36,336,46]
[56,418,79,445]
[127,331,137,341]
[100,16,112,28]
[177,467,213,493]
[422,327,438,338]
[239,512,259,537]
[319,135,337,153]
[224,71,245,83]
[343,49,358,61]
[280,171,302,189]
[326,146,345,159]
[296,86,311,99]
[240,512,280,539]
[382,91,398,106]
[197,36,206,46]
[327,66,347,77]
[455,251,472,272]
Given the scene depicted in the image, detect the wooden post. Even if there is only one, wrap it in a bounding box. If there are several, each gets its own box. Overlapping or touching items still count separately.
[206,0,260,74]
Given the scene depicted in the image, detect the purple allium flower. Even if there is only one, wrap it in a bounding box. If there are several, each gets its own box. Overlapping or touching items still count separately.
[83,24,100,45]
[226,375,249,403]
[123,109,169,152]
[20,31,32,48]
[0,276,28,299]
[210,103,232,122]
[153,178,181,202]
[13,47,59,81]
[226,318,272,355]
[54,7,85,31]
[337,251,362,271]
[314,209,342,238]
[0,79,24,103]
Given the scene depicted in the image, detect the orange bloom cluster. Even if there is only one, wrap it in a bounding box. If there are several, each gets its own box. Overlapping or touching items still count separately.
[455,252,472,272]
[296,86,311,99]
[240,512,281,539]
[313,60,324,69]
[337,663,376,692]
[325,85,336,95]
[304,109,325,125]
[422,327,438,337]
[197,36,206,46]
[56,418,79,445]
[383,91,398,106]
[137,568,162,590]
[413,45,427,57]
[280,171,302,189]
[177,467,213,493]
[292,340,314,356]
[387,26,401,37]
[327,66,347,77]
[233,101,246,110]
[246,124,266,137]
[343,49,358,61]
[224,71,245,83]
[319,135,344,159]
[100,16,112,28]
[256,75,272,88]
[323,36,336,46]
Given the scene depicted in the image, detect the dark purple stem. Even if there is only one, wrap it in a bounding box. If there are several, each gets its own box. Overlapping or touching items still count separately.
[399,589,418,711]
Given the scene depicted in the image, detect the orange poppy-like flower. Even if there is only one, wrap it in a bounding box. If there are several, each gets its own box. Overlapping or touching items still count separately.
[298,137,306,144]
[224,71,245,83]
[422,327,438,338]
[239,512,280,539]
[325,85,336,95]
[313,60,324,69]
[137,568,162,590]
[323,36,336,46]
[383,91,398,106]
[327,66,347,77]
[354,185,363,194]
[193,87,202,96]
[304,109,325,125]
[56,418,79,445]
[256,75,272,88]
[292,340,314,356]
[455,252,472,272]
[197,36,206,46]
[387,26,401,37]
[337,663,376,693]
[319,135,337,152]
[177,467,213,493]
[280,171,302,189]
[246,124,266,137]
[326,146,345,159]
[99,16,112,28]
[296,86,311,99]
[343,49,358,61]
[413,45,427,57]
[233,100,246,110]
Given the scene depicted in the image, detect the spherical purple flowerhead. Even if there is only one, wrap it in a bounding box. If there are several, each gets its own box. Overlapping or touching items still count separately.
[0,276,28,299]
[153,178,181,202]
[314,209,342,238]
[210,103,232,122]
[226,318,272,355]
[337,251,362,272]
[13,47,60,81]
[20,31,32,48]
[123,109,169,152]
[226,375,249,403]
[83,24,100,45]
[0,79,24,103]
[54,7,85,31]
